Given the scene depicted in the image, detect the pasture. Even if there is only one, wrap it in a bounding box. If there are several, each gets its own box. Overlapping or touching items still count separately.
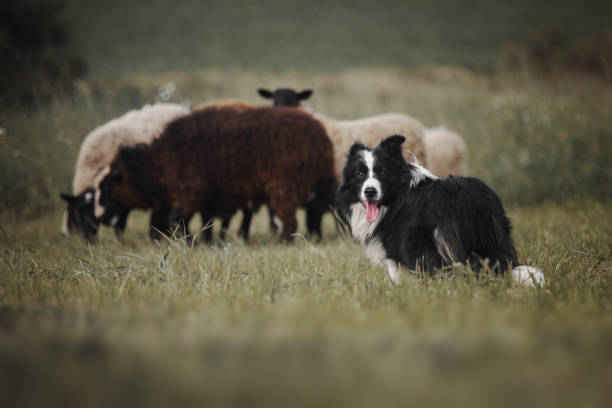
[1,68,611,407]
[2,0,612,406]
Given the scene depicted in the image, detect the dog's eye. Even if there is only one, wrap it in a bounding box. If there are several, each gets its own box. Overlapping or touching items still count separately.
[356,171,365,179]
[378,170,385,177]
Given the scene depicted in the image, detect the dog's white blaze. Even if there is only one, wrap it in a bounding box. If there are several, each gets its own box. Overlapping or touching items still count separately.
[61,211,69,235]
[360,150,381,201]
[512,265,545,288]
[94,189,105,218]
[410,163,438,188]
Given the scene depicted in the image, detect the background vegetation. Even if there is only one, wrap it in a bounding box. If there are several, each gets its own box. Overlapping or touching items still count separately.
[1,0,611,407]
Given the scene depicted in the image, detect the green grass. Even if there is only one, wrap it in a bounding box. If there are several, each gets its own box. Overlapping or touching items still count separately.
[1,200,611,407]
[1,66,612,407]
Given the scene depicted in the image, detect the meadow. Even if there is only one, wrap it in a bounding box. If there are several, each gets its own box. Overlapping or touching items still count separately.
[2,0,612,406]
[1,67,611,407]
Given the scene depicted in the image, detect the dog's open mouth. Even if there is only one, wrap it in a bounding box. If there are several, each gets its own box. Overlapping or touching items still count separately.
[362,200,381,223]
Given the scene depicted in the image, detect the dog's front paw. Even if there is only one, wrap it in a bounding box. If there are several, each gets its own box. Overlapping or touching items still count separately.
[385,259,401,285]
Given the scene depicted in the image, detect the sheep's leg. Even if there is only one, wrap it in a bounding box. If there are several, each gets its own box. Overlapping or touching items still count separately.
[267,200,297,241]
[172,213,195,245]
[112,207,129,237]
[200,209,215,244]
[305,177,336,240]
[267,207,278,234]
[305,202,323,239]
[239,209,253,242]
[149,208,170,240]
[219,217,231,241]
[167,211,190,239]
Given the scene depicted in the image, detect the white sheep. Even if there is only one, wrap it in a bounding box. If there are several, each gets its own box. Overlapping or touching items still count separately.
[423,125,466,177]
[258,88,466,180]
[312,112,427,181]
[61,102,190,240]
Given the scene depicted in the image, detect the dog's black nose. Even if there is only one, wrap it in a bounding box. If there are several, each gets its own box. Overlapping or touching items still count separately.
[364,187,377,199]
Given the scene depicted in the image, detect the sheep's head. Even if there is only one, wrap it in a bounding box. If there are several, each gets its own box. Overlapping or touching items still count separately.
[60,189,99,242]
[95,144,152,221]
[257,88,312,107]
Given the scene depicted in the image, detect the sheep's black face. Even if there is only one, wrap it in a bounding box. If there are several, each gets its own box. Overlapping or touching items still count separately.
[95,168,124,224]
[257,88,312,107]
[60,189,99,242]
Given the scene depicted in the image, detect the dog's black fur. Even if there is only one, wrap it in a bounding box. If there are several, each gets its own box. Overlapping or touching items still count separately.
[336,135,518,279]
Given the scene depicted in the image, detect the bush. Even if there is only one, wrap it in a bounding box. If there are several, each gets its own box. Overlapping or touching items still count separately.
[0,0,86,107]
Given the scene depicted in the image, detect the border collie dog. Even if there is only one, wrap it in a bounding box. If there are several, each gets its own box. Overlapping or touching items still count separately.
[336,135,544,287]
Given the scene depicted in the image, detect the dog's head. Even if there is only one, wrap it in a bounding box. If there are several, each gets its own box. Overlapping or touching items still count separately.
[336,135,408,224]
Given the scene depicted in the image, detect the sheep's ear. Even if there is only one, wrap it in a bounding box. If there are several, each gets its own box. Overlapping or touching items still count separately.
[379,135,405,161]
[258,89,273,99]
[60,193,78,204]
[347,141,366,158]
[298,89,312,100]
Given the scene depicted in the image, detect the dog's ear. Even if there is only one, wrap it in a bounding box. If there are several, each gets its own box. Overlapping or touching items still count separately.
[347,141,366,158]
[379,135,406,161]
[297,89,312,101]
[257,89,273,99]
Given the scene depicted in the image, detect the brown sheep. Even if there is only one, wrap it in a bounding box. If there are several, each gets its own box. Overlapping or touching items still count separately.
[95,106,337,241]
[258,88,466,178]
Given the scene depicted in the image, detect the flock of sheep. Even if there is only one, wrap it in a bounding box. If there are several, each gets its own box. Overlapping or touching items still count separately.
[61,88,466,242]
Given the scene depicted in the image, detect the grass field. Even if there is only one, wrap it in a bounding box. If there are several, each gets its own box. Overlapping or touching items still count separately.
[1,67,611,407]
[2,1,612,404]
[1,200,611,407]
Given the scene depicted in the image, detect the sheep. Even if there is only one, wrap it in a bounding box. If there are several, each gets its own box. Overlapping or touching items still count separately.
[313,112,427,182]
[422,126,466,177]
[60,102,190,241]
[257,89,427,181]
[257,88,466,178]
[94,105,337,242]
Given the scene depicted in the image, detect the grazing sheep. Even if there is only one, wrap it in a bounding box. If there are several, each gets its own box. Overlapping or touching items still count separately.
[423,126,466,177]
[95,106,337,242]
[60,103,190,241]
[257,88,427,181]
[258,88,466,178]
[314,112,427,182]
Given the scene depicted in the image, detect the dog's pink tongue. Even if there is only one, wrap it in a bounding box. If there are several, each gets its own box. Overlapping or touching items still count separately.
[364,201,379,222]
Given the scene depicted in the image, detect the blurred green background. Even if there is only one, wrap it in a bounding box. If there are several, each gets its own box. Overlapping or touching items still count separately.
[65,0,612,75]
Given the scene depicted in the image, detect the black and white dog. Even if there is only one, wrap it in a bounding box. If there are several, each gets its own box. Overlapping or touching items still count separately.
[336,135,544,286]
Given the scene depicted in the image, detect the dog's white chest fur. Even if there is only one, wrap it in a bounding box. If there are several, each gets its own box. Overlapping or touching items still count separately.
[349,203,401,284]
